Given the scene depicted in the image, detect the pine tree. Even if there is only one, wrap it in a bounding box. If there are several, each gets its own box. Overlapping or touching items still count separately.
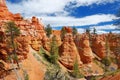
[85,28,90,34]
[60,27,67,41]
[5,21,21,80]
[86,28,92,47]
[72,57,84,78]
[105,36,110,57]
[93,28,97,35]
[102,36,111,69]
[50,35,59,64]
[72,27,77,36]
[45,24,52,38]
[5,21,20,68]
[73,57,80,78]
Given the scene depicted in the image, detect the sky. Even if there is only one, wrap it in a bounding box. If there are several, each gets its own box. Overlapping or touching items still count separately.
[6,0,120,34]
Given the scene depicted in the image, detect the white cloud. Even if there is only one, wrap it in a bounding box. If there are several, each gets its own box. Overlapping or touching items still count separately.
[39,14,116,26]
[77,28,85,33]
[96,30,109,34]
[6,0,71,16]
[72,0,119,7]
[77,28,110,34]
[6,0,119,16]
[90,24,117,30]
[97,30,119,34]
[112,31,120,33]
[6,0,117,27]
[89,25,120,34]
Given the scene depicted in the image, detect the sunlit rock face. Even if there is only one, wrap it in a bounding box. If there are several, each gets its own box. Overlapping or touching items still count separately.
[0,0,14,20]
[74,34,94,64]
[64,26,72,33]
[59,33,82,70]
[52,30,62,46]
[0,0,6,5]
[91,35,106,59]
[0,0,48,51]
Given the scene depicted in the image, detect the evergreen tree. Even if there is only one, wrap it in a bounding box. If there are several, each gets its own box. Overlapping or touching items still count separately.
[85,28,90,34]
[73,57,80,78]
[72,27,77,36]
[45,24,52,38]
[109,31,112,34]
[102,36,111,69]
[50,35,59,64]
[72,57,84,78]
[5,21,21,80]
[105,36,110,57]
[86,28,92,46]
[5,21,20,68]
[60,27,67,41]
[93,28,97,35]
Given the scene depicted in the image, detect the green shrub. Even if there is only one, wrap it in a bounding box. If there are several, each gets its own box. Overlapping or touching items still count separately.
[70,58,84,79]
[44,65,69,80]
[23,70,29,80]
[101,57,111,66]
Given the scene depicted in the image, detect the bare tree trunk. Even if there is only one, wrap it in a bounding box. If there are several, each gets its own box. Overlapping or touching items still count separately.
[11,59,21,80]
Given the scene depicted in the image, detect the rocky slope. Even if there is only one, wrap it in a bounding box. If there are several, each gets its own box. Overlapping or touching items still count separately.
[3,50,46,80]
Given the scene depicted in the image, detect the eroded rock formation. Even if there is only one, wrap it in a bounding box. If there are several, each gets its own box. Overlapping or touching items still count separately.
[64,26,72,33]
[91,35,106,59]
[59,33,82,70]
[0,0,47,52]
[75,34,94,64]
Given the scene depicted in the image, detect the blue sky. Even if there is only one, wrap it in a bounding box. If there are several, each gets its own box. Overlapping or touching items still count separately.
[6,0,120,34]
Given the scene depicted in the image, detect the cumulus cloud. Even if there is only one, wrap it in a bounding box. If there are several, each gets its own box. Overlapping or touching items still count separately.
[89,24,120,34]
[77,28,85,33]
[71,0,119,7]
[6,0,119,16]
[39,14,116,26]
[90,24,117,30]
[96,30,109,34]
[6,0,71,16]
[112,31,120,33]
[77,28,110,34]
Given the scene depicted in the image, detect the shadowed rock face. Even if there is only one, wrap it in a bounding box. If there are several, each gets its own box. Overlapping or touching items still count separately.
[75,34,94,64]
[59,33,82,70]
[108,34,120,67]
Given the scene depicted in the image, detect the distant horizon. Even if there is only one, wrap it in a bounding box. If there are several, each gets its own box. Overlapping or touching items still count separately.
[6,0,120,34]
